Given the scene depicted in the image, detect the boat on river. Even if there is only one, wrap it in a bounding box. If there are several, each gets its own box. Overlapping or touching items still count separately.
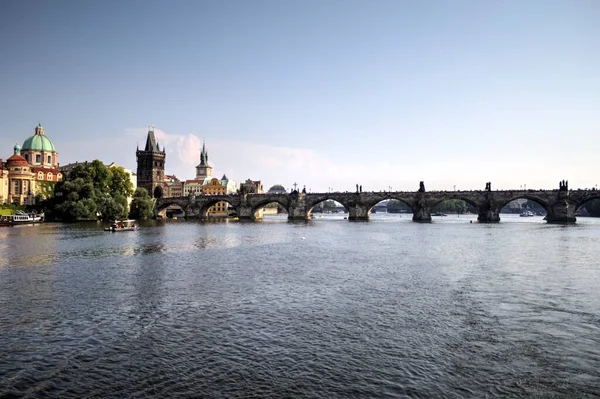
[104,219,138,232]
[0,211,44,226]
[519,210,535,217]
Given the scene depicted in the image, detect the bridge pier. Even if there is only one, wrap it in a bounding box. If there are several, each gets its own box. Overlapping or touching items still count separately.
[288,194,310,221]
[412,194,431,223]
[237,205,256,221]
[546,201,576,224]
[348,204,370,221]
[477,202,501,223]
[412,208,431,223]
[477,208,500,223]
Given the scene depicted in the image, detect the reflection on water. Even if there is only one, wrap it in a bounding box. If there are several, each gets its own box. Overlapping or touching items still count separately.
[0,216,599,398]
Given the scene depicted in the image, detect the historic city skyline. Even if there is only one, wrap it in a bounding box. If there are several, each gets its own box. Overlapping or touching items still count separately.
[1,1,599,192]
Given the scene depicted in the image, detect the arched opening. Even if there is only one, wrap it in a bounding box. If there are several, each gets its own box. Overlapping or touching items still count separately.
[574,196,600,218]
[200,199,237,219]
[252,201,288,220]
[307,199,348,219]
[500,197,549,218]
[155,201,186,219]
[164,204,185,219]
[430,198,477,217]
[153,185,164,199]
[366,199,412,217]
[501,199,547,217]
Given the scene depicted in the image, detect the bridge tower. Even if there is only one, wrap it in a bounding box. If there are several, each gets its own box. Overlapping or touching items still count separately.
[136,127,166,198]
[195,140,213,180]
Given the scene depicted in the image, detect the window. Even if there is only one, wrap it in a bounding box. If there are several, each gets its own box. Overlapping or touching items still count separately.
[57,173,62,181]
[47,172,53,180]
[47,155,52,164]
[24,154,29,162]
[38,172,43,180]
[36,154,41,163]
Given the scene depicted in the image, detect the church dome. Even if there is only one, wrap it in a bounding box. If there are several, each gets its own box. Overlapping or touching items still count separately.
[22,124,57,152]
[268,184,286,193]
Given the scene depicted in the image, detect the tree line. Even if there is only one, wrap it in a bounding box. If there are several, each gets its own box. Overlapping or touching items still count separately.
[42,160,154,221]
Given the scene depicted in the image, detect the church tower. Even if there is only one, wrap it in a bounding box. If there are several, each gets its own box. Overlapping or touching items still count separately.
[195,140,213,180]
[136,127,166,198]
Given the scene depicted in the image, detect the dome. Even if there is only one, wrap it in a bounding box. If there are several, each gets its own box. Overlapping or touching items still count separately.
[7,154,28,166]
[268,184,286,193]
[22,134,56,152]
[21,124,57,152]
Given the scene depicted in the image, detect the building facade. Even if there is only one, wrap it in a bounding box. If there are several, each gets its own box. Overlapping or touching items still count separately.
[136,128,165,198]
[1,124,63,205]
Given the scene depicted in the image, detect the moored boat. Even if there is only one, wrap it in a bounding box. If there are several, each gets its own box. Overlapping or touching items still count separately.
[104,219,138,232]
[519,210,535,217]
[0,211,44,226]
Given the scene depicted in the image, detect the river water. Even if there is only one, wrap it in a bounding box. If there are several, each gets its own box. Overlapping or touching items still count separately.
[1,214,599,398]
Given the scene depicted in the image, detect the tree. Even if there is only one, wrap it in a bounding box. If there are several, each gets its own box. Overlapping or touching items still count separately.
[129,188,154,220]
[47,160,133,221]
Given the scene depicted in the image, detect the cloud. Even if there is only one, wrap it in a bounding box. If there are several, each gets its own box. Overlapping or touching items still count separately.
[27,126,597,194]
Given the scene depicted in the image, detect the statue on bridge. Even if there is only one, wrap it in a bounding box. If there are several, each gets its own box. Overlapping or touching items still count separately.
[485,182,491,192]
[559,180,569,191]
[418,181,425,193]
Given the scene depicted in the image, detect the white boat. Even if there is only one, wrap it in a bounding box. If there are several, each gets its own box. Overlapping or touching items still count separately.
[519,210,535,217]
[104,219,138,232]
[0,211,44,226]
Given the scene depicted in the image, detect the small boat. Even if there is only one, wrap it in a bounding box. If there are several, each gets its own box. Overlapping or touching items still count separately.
[0,211,44,226]
[519,210,535,217]
[104,219,138,232]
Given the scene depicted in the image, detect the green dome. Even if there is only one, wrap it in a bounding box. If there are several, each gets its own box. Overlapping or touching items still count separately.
[22,134,56,152]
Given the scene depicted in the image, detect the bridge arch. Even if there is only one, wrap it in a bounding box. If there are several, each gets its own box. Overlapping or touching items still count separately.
[155,199,189,218]
[428,195,480,213]
[198,198,238,219]
[306,197,350,216]
[498,195,551,214]
[365,197,413,214]
[573,193,600,216]
[250,198,289,218]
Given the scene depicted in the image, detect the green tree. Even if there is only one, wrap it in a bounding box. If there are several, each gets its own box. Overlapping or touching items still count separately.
[129,188,154,220]
[47,160,133,221]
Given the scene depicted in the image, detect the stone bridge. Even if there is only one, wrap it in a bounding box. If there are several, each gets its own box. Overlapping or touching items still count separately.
[154,182,600,224]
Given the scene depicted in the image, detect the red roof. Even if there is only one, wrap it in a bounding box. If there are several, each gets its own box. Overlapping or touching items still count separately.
[6,154,28,166]
[185,179,205,184]
[31,167,61,174]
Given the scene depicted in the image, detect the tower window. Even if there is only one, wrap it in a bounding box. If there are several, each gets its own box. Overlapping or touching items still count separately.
[36,154,41,163]
[47,155,52,164]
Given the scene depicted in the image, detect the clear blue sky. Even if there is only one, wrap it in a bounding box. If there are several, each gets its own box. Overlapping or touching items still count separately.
[1,0,599,191]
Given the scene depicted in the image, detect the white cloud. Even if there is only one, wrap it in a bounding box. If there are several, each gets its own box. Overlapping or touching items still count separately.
[20,126,597,194]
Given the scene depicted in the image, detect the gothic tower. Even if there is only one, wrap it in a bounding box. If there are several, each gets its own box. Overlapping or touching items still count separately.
[195,140,213,179]
[136,127,166,198]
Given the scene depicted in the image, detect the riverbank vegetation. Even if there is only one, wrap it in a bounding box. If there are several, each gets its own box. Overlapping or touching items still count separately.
[43,160,133,221]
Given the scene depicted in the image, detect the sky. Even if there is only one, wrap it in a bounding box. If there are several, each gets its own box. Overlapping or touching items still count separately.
[0,0,599,192]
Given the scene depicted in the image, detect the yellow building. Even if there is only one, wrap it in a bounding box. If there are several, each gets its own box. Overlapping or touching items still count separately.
[203,177,229,217]
[1,124,63,205]
[1,145,36,205]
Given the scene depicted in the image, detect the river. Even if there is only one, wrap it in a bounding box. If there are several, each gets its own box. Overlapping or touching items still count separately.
[1,214,599,398]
